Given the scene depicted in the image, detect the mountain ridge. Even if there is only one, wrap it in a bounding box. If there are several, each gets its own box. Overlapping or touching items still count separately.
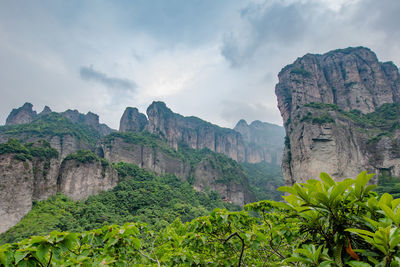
[276,46,400,185]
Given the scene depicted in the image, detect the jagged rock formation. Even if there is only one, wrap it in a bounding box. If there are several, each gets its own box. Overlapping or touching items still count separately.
[40,106,52,116]
[119,107,148,132]
[62,109,113,136]
[234,120,284,165]
[0,151,118,233]
[193,155,248,205]
[275,47,400,185]
[0,100,281,232]
[5,103,37,125]
[2,104,115,159]
[5,103,114,136]
[145,102,246,161]
[100,134,190,179]
[0,155,34,233]
[58,159,118,201]
[119,102,284,165]
[99,132,251,205]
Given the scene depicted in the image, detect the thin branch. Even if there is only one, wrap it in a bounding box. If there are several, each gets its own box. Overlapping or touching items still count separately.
[46,250,53,267]
[223,232,245,267]
[138,249,160,267]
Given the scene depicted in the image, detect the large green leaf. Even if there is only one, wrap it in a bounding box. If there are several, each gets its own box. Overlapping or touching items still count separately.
[329,179,354,203]
[320,172,336,187]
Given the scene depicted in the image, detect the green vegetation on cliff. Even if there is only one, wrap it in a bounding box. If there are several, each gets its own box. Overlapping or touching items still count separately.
[103,133,250,188]
[304,101,400,132]
[375,174,400,198]
[241,162,284,201]
[0,139,58,161]
[102,131,178,158]
[0,162,238,245]
[0,113,100,147]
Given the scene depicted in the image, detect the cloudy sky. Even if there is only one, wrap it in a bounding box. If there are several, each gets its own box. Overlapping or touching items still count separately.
[0,0,399,129]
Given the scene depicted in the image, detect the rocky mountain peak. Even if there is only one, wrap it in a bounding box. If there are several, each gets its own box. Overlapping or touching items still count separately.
[40,106,52,115]
[276,47,400,185]
[4,103,114,136]
[233,119,250,141]
[146,101,174,120]
[276,46,400,124]
[119,107,148,132]
[6,102,37,125]
[234,119,284,165]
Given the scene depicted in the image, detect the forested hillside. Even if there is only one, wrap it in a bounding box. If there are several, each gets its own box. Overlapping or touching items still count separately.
[2,171,400,266]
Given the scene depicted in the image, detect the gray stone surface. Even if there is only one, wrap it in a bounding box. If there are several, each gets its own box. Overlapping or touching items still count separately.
[275,47,400,184]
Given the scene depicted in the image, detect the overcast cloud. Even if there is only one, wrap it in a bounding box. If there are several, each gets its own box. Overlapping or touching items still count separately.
[0,0,399,129]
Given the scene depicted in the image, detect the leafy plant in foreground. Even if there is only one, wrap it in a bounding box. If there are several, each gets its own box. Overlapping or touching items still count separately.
[279,171,400,266]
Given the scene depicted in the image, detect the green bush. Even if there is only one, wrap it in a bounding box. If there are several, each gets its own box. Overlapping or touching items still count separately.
[0,139,58,162]
[64,149,99,164]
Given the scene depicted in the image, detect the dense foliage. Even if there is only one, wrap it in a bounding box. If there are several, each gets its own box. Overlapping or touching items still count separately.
[0,139,58,162]
[241,161,284,201]
[3,171,400,266]
[375,174,400,199]
[0,162,238,245]
[63,149,109,170]
[0,113,100,147]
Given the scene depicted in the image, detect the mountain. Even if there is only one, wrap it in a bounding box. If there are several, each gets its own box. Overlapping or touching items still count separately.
[119,101,284,165]
[234,119,284,165]
[5,103,114,136]
[275,46,400,185]
[0,160,242,245]
[0,102,285,234]
[0,140,118,233]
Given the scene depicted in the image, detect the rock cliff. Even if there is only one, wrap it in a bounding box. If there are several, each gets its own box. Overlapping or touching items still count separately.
[0,155,34,233]
[119,107,148,133]
[234,120,284,164]
[145,101,246,161]
[119,102,284,165]
[5,103,114,136]
[57,159,118,201]
[0,148,118,233]
[5,103,37,125]
[275,47,400,184]
[62,109,113,136]
[98,132,251,205]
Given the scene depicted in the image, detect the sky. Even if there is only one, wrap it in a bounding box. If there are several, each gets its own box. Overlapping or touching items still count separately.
[0,0,399,129]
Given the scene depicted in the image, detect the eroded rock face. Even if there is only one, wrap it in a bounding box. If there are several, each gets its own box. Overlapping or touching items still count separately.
[32,158,60,201]
[0,153,118,233]
[5,103,37,125]
[234,120,285,165]
[4,103,114,136]
[57,160,118,201]
[101,137,190,179]
[49,134,91,160]
[275,47,400,184]
[0,155,33,233]
[39,106,52,116]
[119,107,148,132]
[146,101,246,161]
[193,156,249,205]
[276,47,400,123]
[62,110,114,136]
[99,135,250,205]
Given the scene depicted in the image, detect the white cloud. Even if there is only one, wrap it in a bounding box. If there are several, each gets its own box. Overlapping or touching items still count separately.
[0,0,399,130]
